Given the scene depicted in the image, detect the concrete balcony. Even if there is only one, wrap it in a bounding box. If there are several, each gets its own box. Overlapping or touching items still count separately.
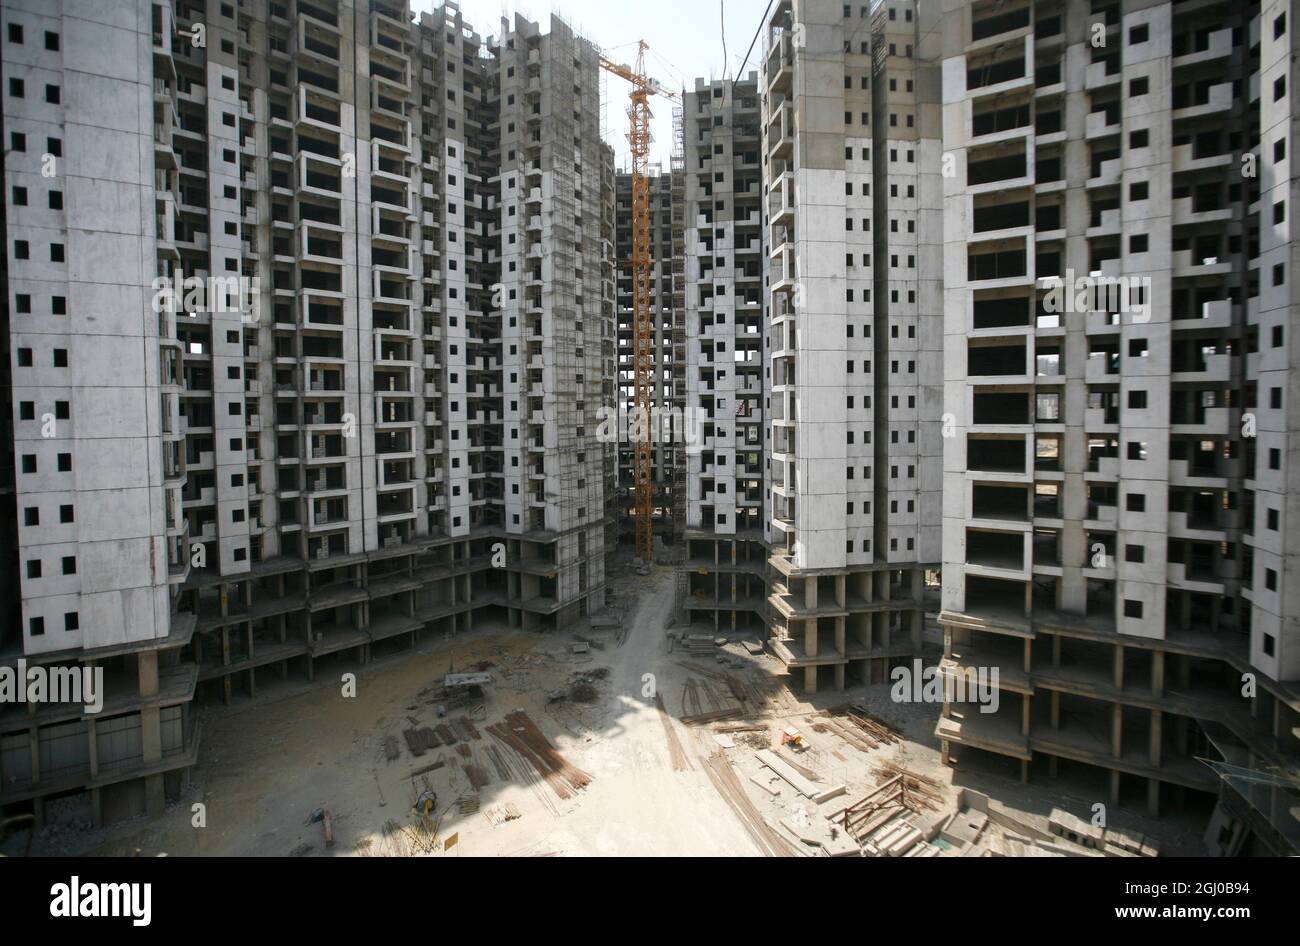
[1172,83,1233,121]
[1085,109,1120,140]
[1167,561,1224,594]
[768,170,794,232]
[1171,142,1234,174]
[1173,299,1233,332]
[770,242,795,295]
[1085,59,1120,90]
[765,32,793,96]
[767,101,793,163]
[1172,248,1232,277]
[1086,157,1122,189]
[1172,195,1234,228]
[1086,207,1121,238]
[1171,352,1230,384]
[1172,27,1232,68]
[1171,406,1233,437]
[1085,351,1119,383]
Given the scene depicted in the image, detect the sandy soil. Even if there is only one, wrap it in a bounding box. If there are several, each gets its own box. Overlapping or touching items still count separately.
[16,559,1206,857]
[47,565,761,857]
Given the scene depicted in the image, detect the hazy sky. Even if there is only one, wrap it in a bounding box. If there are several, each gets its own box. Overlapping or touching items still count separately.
[411,0,770,168]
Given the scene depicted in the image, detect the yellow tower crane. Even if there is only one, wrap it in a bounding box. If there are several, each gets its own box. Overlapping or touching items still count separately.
[599,42,678,566]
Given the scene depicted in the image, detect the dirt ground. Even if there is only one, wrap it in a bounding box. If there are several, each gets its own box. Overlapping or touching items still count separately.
[16,560,1206,857]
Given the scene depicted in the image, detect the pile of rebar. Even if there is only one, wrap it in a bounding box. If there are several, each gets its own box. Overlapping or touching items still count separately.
[701,751,797,857]
[486,711,592,800]
[870,761,944,811]
[655,693,692,772]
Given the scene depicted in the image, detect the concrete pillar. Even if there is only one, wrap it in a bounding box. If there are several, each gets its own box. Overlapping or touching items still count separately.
[834,663,845,691]
[1146,778,1160,817]
[1111,703,1123,757]
[1148,709,1162,766]
[1151,649,1165,696]
[137,652,159,699]
[1021,693,1031,735]
[220,628,232,704]
[1112,643,1124,691]
[805,618,818,658]
[1109,769,1121,805]
[1050,690,1060,728]
[803,664,817,694]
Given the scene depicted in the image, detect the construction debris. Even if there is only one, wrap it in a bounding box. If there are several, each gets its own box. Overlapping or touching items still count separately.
[679,707,743,726]
[655,693,693,772]
[483,803,522,827]
[485,711,592,801]
[756,749,844,803]
[701,751,797,858]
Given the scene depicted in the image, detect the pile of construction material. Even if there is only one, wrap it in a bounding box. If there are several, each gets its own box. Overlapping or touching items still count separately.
[486,711,592,801]
[1049,808,1160,857]
[827,773,946,857]
[932,789,1162,857]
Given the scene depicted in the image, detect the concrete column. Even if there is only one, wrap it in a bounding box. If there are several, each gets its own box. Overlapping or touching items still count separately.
[221,628,232,704]
[1151,650,1165,696]
[803,664,817,694]
[1109,769,1121,805]
[805,618,818,658]
[1149,709,1162,766]
[834,663,845,690]
[1146,778,1160,817]
[137,652,159,699]
[1112,644,1124,691]
[1111,703,1123,757]
[1021,693,1031,735]
[1050,690,1060,728]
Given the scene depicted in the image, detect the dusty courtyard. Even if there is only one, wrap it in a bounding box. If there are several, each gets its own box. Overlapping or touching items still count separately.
[15,563,1206,857]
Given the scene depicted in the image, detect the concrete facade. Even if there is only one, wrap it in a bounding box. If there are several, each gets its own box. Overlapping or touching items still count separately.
[0,0,614,825]
[1,0,196,827]
[935,0,1300,832]
[680,73,769,635]
[759,0,940,693]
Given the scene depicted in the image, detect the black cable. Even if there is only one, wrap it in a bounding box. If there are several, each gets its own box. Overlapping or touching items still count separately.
[731,0,773,92]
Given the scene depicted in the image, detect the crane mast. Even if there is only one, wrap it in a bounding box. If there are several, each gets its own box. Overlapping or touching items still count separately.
[599,42,677,565]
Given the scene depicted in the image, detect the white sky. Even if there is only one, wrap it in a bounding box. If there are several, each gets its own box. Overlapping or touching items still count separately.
[411,0,770,169]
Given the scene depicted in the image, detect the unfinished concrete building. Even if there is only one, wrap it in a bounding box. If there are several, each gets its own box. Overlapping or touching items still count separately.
[0,0,614,825]
[0,0,199,824]
[615,167,686,548]
[935,0,1300,830]
[681,74,768,634]
[760,0,941,693]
